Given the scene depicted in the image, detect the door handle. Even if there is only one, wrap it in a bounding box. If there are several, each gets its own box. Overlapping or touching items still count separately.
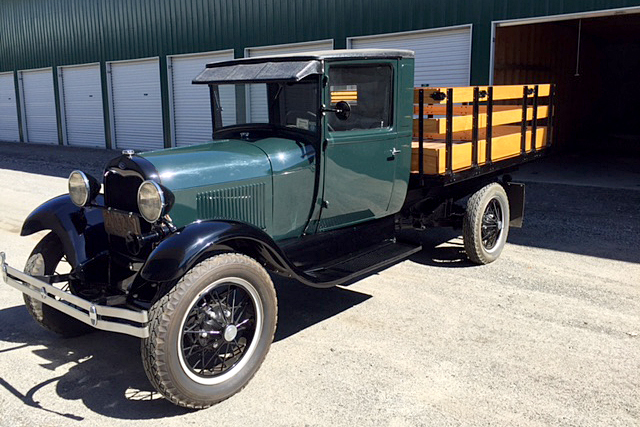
[390,148,401,156]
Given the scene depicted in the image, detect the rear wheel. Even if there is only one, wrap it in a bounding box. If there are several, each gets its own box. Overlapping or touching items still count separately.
[23,232,93,337]
[141,253,277,409]
[463,183,510,264]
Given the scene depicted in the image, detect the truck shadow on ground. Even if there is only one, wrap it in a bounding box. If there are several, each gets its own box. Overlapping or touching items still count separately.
[404,227,475,268]
[0,283,370,420]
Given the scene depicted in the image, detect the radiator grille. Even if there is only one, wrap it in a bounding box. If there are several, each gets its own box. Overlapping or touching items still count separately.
[104,170,143,213]
[196,183,266,229]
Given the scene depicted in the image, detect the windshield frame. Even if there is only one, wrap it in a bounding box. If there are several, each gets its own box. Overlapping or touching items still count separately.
[209,75,323,141]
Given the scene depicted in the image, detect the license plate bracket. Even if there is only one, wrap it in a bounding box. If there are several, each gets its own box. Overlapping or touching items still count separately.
[103,210,141,238]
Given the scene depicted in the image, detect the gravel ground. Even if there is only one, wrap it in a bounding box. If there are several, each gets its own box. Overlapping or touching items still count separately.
[0,142,638,426]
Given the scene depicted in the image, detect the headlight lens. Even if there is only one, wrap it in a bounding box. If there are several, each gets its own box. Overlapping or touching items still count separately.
[68,171,91,207]
[137,180,165,223]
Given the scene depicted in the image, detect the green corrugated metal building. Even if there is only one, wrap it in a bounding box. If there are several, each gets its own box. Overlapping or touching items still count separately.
[1,0,639,151]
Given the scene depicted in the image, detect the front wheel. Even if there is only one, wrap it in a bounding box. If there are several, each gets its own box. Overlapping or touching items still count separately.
[23,232,93,337]
[141,253,277,408]
[463,183,510,264]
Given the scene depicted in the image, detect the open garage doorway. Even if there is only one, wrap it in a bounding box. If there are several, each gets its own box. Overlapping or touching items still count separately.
[492,9,640,155]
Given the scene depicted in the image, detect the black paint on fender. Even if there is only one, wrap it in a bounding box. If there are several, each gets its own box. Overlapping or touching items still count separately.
[139,220,291,283]
[138,219,419,290]
[21,195,107,268]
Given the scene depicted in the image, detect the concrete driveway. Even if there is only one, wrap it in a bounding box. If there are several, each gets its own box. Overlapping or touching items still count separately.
[0,142,638,426]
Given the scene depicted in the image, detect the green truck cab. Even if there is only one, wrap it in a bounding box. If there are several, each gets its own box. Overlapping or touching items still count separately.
[1,50,537,408]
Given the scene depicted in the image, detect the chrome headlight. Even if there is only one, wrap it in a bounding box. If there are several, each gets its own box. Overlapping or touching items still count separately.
[137,180,166,223]
[69,170,99,207]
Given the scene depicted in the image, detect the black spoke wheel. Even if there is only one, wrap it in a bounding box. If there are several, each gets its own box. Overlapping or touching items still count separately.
[23,232,93,337]
[463,183,510,264]
[142,253,277,409]
[481,199,503,251]
[178,277,261,384]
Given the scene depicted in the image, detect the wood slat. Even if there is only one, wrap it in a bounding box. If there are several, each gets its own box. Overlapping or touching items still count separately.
[413,84,551,104]
[421,125,540,142]
[411,128,548,174]
[415,104,531,116]
[413,106,549,136]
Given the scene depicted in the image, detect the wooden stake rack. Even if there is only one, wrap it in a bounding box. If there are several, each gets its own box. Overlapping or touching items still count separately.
[412,84,556,182]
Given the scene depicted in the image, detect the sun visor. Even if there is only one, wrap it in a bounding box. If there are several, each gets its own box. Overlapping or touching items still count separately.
[193,60,322,84]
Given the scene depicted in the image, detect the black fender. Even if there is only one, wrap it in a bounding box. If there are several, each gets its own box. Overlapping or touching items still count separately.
[138,220,346,289]
[21,195,107,267]
[139,220,294,283]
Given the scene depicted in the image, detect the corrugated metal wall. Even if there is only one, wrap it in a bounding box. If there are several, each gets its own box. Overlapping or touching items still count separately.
[3,0,640,79]
[1,0,640,147]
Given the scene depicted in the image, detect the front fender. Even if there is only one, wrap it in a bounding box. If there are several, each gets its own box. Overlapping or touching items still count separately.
[21,195,107,267]
[139,220,289,283]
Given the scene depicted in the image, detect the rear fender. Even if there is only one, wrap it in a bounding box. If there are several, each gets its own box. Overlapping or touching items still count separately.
[138,220,290,283]
[21,195,107,267]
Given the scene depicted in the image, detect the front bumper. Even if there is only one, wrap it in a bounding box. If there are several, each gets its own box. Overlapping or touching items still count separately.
[1,252,149,339]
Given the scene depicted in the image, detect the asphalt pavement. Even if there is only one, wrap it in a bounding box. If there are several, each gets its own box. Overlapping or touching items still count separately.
[0,141,638,426]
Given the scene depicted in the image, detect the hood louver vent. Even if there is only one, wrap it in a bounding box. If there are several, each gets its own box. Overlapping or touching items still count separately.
[196,183,266,229]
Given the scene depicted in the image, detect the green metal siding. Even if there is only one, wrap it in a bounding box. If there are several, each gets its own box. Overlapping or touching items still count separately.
[2,0,640,146]
[3,0,640,77]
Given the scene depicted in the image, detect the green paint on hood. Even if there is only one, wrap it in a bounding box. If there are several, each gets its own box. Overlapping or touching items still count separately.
[141,140,272,191]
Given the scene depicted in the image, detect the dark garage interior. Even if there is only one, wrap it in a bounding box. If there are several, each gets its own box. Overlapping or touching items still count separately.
[494,12,640,156]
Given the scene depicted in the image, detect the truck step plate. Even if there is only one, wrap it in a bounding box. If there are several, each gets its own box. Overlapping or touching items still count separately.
[305,241,422,284]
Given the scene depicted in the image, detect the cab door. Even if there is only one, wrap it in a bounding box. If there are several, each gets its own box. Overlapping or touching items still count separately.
[318,61,399,232]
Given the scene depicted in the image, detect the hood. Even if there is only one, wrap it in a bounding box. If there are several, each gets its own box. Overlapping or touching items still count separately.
[140,140,272,191]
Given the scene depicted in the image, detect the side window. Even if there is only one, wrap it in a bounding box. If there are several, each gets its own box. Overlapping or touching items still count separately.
[328,64,393,132]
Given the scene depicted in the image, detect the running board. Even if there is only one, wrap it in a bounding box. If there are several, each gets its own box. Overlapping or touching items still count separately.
[304,241,422,284]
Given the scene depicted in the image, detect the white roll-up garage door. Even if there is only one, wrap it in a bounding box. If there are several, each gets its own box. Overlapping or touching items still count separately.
[19,68,58,144]
[245,39,333,122]
[348,26,472,87]
[0,73,20,142]
[59,63,105,148]
[108,58,164,152]
[169,50,235,147]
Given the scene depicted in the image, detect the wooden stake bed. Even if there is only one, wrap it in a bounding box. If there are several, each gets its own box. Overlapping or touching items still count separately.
[411,126,547,174]
[411,84,554,176]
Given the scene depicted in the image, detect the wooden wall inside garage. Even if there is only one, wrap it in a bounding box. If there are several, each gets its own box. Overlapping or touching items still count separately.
[494,15,640,153]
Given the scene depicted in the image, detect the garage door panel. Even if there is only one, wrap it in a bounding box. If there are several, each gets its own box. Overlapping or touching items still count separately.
[109,59,164,152]
[246,40,333,122]
[21,69,58,145]
[170,51,235,147]
[60,64,105,148]
[349,27,471,88]
[0,74,20,142]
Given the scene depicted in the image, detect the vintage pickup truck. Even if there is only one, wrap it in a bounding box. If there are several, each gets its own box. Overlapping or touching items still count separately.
[0,49,554,408]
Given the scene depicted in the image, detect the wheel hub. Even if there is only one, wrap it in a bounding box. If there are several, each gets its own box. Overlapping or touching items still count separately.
[224,325,238,342]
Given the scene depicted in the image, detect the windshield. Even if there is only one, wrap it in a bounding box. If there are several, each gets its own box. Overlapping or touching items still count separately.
[210,77,320,134]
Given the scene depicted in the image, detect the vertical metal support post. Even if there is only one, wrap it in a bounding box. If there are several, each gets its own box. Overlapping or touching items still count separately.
[520,86,529,155]
[531,85,539,153]
[486,86,493,165]
[209,85,217,140]
[418,89,424,182]
[547,85,555,147]
[471,87,479,168]
[445,88,454,175]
